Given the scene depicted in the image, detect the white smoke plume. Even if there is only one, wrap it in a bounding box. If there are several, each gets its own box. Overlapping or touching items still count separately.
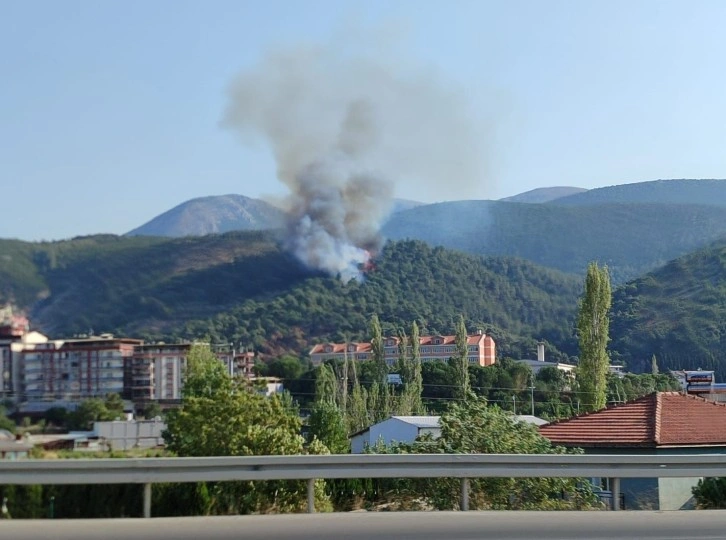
[223,38,483,281]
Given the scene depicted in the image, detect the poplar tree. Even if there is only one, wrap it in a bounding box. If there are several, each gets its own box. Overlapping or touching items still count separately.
[370,314,389,421]
[576,262,612,412]
[409,321,424,414]
[453,315,471,401]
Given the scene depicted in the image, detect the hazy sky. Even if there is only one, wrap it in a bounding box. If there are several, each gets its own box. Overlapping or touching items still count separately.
[3,0,726,241]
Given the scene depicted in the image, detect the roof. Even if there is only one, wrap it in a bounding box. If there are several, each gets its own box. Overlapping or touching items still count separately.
[391,416,441,429]
[539,392,726,448]
[515,415,549,427]
[310,333,490,355]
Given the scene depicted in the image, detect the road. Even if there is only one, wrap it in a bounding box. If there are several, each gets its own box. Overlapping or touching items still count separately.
[2,510,726,540]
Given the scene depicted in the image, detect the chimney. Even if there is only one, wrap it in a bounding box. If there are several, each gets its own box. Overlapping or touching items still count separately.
[537,342,545,362]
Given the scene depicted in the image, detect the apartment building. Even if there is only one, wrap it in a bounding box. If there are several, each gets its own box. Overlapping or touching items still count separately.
[21,335,142,403]
[129,344,257,405]
[130,343,191,403]
[0,310,31,396]
[309,331,496,367]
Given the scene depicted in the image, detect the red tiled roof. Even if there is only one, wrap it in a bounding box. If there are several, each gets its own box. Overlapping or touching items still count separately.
[310,334,487,355]
[539,392,726,448]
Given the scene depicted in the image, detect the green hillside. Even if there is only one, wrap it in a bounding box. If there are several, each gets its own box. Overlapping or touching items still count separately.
[382,200,726,284]
[610,238,726,378]
[179,240,583,359]
[1,234,583,362]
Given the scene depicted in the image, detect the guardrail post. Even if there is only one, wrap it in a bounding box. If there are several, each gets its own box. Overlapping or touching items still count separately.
[610,478,620,511]
[460,478,470,511]
[307,478,315,513]
[143,483,152,518]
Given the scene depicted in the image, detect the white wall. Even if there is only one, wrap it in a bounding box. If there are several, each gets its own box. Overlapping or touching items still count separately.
[351,418,424,453]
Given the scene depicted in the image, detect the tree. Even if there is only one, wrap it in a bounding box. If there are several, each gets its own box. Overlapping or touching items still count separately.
[0,406,15,434]
[693,478,726,509]
[409,320,424,415]
[577,262,612,412]
[314,363,338,405]
[370,396,596,511]
[164,343,332,514]
[369,314,389,422]
[68,398,111,430]
[266,355,304,381]
[308,401,349,454]
[452,315,471,401]
[142,402,163,420]
[104,393,125,420]
[651,354,659,375]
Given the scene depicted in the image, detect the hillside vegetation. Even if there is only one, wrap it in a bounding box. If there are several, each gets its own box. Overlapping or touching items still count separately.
[180,240,583,359]
[1,234,583,362]
[383,201,726,283]
[610,238,726,378]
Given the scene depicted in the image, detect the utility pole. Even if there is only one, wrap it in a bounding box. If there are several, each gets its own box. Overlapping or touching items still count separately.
[512,395,516,415]
[529,374,535,416]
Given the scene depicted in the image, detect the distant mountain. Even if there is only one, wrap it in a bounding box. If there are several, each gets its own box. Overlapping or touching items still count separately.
[126,195,424,238]
[610,237,726,379]
[500,186,587,203]
[126,194,285,237]
[550,179,726,207]
[382,200,726,284]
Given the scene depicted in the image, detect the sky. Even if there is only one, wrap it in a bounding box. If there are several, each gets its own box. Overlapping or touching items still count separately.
[2,0,726,241]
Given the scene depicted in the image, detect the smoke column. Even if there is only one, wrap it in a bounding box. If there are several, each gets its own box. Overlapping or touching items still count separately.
[223,39,483,281]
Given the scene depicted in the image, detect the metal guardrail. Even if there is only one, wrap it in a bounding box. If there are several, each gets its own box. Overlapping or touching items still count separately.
[1,453,724,516]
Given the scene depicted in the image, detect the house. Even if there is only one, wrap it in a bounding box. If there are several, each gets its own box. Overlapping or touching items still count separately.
[350,416,441,453]
[539,392,726,510]
[350,414,548,453]
[310,331,496,368]
[669,370,726,401]
[0,430,33,460]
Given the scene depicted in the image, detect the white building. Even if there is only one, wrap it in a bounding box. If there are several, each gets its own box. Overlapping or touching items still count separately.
[350,416,441,454]
[516,342,576,377]
[93,419,166,451]
[350,414,550,453]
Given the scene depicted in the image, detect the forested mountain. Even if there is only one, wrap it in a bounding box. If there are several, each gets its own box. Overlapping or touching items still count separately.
[499,186,587,203]
[125,194,285,237]
[0,233,582,362]
[382,200,726,284]
[550,178,726,207]
[180,240,583,360]
[610,237,726,379]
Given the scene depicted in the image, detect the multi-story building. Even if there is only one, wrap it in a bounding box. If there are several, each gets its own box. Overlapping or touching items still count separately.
[130,344,259,406]
[0,309,31,397]
[309,331,496,367]
[21,335,142,404]
[130,343,191,404]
